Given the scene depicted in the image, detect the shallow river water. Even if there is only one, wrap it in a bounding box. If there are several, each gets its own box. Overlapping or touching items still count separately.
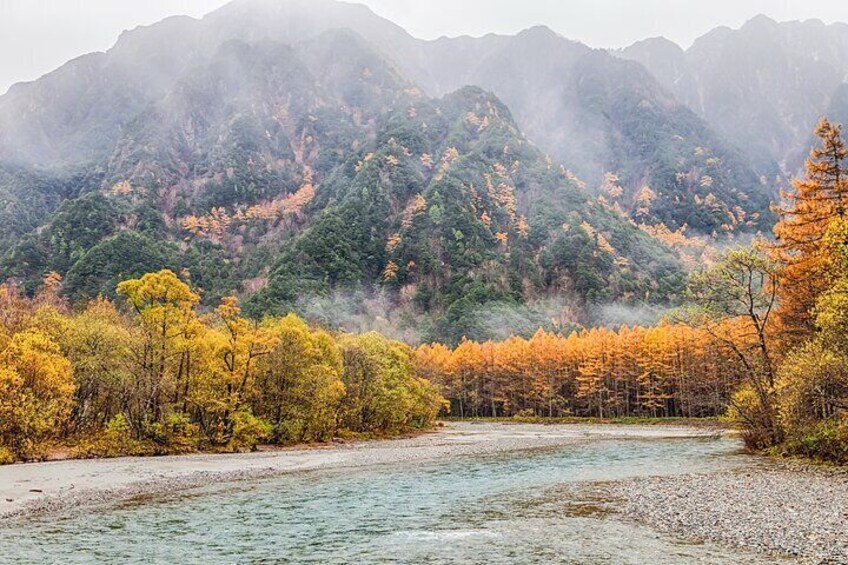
[0,435,790,564]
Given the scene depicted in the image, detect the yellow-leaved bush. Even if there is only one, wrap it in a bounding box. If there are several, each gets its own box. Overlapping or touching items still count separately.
[0,271,445,463]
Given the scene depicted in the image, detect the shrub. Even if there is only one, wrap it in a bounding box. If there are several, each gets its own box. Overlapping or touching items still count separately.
[72,414,154,458]
[780,417,848,464]
[228,411,271,451]
[724,385,781,450]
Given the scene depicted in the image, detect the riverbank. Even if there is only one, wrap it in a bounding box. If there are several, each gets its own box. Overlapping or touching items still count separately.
[2,422,845,563]
[615,463,848,563]
[0,422,714,522]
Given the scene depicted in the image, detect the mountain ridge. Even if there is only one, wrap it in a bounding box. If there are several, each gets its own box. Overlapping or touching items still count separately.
[1,1,842,341]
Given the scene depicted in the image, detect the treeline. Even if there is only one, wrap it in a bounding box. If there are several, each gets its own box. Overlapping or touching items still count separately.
[416,118,848,464]
[416,324,745,420]
[679,118,848,463]
[0,271,443,463]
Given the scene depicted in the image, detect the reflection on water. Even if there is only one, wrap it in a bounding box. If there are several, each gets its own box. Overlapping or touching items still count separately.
[0,437,790,564]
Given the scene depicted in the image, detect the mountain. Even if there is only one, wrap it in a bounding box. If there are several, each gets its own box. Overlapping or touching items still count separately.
[394,26,773,234]
[0,0,810,341]
[249,85,684,342]
[621,15,848,173]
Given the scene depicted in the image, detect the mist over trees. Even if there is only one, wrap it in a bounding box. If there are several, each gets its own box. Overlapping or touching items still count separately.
[0,1,846,465]
[0,271,442,463]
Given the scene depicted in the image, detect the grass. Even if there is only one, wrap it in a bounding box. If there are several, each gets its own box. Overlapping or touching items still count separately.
[441,415,725,428]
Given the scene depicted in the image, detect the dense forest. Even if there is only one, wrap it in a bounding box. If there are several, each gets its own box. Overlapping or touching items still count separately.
[0,270,442,463]
[418,120,848,462]
[3,115,847,465]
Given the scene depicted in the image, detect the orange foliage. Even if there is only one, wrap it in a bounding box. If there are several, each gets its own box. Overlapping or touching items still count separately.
[416,323,747,419]
[772,117,848,336]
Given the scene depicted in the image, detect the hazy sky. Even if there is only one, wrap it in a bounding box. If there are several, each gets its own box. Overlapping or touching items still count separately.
[3,0,848,94]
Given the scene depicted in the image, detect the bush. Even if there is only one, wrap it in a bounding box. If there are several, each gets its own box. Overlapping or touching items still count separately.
[159,413,202,454]
[0,445,14,465]
[724,385,781,450]
[780,417,848,464]
[0,329,75,461]
[72,414,154,459]
[512,408,540,423]
[229,411,271,451]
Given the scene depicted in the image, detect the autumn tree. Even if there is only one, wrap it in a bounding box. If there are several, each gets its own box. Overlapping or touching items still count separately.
[339,333,443,433]
[773,117,848,336]
[56,298,133,432]
[116,270,202,443]
[687,246,782,447]
[775,219,848,461]
[206,296,275,446]
[0,329,75,459]
[255,314,344,443]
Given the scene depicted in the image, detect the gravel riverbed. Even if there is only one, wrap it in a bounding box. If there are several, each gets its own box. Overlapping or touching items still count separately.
[2,422,846,563]
[614,464,848,563]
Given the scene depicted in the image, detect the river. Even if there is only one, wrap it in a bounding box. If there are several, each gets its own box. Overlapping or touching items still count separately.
[0,424,795,564]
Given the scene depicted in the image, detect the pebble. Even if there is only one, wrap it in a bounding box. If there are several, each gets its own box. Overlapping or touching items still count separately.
[614,462,848,563]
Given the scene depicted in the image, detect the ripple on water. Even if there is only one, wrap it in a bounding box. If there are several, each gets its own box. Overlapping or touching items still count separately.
[0,436,792,564]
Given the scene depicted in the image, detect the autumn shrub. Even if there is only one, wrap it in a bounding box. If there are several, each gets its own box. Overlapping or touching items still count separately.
[511,408,541,422]
[779,417,848,464]
[778,341,848,431]
[0,329,75,460]
[157,413,202,454]
[0,445,15,465]
[228,411,271,451]
[72,414,154,458]
[725,385,781,450]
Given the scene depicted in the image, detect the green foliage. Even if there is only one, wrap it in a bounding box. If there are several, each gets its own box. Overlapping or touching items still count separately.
[339,332,443,433]
[2,55,689,343]
[249,87,685,341]
[779,417,848,464]
[1,192,117,292]
[63,231,178,301]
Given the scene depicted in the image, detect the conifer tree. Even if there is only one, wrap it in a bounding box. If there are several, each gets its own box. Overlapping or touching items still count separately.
[773,118,848,336]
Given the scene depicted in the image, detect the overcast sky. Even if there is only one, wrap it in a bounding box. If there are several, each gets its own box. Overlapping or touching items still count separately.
[3,0,848,94]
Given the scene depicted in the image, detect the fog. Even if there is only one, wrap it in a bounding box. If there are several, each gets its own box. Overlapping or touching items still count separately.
[4,0,848,94]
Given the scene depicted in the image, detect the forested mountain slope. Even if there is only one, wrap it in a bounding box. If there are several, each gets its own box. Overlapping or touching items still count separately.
[1,0,826,342]
[622,15,848,174]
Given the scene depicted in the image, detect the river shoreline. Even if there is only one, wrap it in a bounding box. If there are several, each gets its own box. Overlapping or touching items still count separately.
[615,463,848,563]
[2,422,845,563]
[0,422,716,522]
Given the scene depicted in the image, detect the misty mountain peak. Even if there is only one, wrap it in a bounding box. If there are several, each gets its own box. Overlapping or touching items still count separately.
[741,13,780,32]
[516,25,559,40]
[625,36,684,57]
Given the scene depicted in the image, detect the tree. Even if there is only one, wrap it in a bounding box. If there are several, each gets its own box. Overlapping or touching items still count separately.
[56,298,133,432]
[0,329,74,459]
[773,118,848,336]
[687,246,782,447]
[209,296,275,444]
[255,314,345,443]
[116,270,201,442]
[339,333,442,433]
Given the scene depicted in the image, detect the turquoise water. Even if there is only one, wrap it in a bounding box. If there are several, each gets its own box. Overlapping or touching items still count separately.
[0,437,784,564]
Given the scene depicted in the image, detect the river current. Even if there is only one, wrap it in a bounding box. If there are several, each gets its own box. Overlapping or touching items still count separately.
[0,435,788,564]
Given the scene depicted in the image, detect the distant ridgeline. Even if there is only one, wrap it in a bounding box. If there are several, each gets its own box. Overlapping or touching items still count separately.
[7,0,845,343]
